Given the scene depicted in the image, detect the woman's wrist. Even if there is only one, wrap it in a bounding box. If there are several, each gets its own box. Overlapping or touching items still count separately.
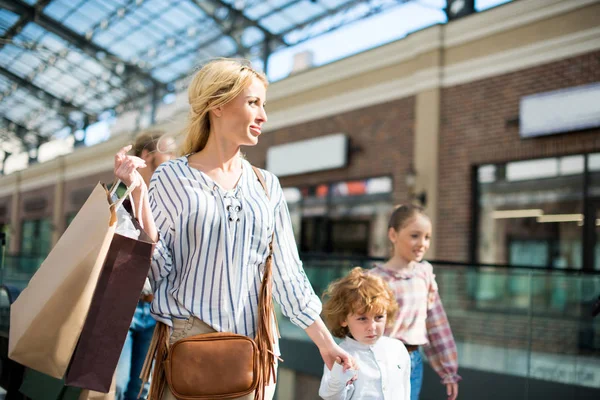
[305,318,336,351]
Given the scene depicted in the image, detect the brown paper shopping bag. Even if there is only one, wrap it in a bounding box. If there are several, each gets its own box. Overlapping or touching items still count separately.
[66,212,155,392]
[78,373,116,400]
[8,181,132,378]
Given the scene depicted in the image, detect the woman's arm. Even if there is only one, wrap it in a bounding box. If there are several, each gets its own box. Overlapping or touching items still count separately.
[305,318,356,371]
[263,173,357,371]
[113,145,158,241]
[114,145,174,288]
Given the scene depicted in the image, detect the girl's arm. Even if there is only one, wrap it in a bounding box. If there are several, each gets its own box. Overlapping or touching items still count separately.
[423,292,462,387]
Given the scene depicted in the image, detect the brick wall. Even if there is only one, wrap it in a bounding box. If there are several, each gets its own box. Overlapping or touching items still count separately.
[438,51,600,262]
[244,96,415,203]
[63,170,114,216]
[20,185,54,221]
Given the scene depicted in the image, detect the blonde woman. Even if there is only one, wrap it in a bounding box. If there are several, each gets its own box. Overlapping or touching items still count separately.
[113,59,356,399]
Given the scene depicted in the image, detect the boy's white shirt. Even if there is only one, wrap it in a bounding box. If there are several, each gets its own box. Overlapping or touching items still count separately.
[319,336,411,400]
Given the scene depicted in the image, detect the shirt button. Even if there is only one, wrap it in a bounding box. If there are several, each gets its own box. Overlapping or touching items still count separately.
[213,185,218,191]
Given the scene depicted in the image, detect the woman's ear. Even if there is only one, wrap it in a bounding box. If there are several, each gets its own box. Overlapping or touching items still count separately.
[211,105,223,118]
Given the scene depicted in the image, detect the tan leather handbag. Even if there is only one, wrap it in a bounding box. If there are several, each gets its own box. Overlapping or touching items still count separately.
[142,166,279,400]
[164,333,260,399]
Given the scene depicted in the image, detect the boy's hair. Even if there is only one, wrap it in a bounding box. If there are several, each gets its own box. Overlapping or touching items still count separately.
[321,267,399,338]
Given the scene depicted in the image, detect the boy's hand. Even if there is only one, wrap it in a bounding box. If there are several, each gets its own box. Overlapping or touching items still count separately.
[335,357,358,386]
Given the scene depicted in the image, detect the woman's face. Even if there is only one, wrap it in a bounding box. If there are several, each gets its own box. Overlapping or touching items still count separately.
[213,76,267,147]
[388,214,432,263]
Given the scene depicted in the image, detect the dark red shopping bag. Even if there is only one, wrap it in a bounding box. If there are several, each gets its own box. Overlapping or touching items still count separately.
[66,214,155,393]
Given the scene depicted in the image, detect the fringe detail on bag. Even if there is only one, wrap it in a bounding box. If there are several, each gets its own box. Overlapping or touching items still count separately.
[254,241,281,400]
[139,322,169,400]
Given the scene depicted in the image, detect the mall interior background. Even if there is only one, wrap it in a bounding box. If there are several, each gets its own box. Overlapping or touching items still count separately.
[0,0,599,399]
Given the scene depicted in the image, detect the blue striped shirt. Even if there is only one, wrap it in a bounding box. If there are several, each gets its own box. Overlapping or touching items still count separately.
[147,156,322,338]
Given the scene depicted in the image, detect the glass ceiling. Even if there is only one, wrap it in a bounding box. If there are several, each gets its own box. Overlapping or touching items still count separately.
[0,0,430,152]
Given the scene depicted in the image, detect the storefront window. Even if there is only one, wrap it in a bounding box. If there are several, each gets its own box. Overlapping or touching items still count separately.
[65,213,77,228]
[474,154,600,312]
[477,155,584,268]
[20,218,52,257]
[0,224,10,254]
[283,176,393,257]
[588,153,600,270]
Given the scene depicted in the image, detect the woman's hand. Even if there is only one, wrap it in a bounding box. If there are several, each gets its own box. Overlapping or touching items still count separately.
[334,357,358,385]
[320,342,358,372]
[446,382,458,400]
[114,145,146,189]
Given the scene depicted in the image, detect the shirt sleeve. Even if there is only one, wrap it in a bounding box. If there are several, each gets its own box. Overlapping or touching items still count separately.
[269,174,322,329]
[423,291,462,384]
[147,168,175,288]
[318,363,355,400]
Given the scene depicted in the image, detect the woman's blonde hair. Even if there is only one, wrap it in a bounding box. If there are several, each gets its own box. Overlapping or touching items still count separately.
[179,58,268,156]
[322,267,398,338]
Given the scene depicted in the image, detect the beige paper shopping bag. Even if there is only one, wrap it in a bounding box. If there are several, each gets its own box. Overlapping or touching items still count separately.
[9,182,120,378]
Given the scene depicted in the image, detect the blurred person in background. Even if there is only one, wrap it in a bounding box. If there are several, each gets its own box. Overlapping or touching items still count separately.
[113,59,356,400]
[115,130,175,400]
[370,205,461,400]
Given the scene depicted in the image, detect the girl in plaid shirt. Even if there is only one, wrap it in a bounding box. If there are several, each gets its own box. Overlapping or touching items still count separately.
[370,205,461,400]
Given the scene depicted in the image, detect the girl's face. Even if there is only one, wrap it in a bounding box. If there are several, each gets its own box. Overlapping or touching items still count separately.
[388,214,432,263]
[341,311,387,346]
[212,76,267,147]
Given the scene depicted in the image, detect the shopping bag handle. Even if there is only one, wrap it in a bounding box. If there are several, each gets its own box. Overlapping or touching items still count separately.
[109,178,140,220]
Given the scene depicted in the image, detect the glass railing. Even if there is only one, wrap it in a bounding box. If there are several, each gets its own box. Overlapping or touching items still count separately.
[276,256,600,396]
[2,250,599,395]
[0,254,45,291]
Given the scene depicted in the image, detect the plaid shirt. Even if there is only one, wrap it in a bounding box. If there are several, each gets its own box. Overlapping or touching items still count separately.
[371,262,461,384]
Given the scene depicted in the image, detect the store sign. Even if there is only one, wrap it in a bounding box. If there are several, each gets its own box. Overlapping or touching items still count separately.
[520,83,600,138]
[266,133,348,177]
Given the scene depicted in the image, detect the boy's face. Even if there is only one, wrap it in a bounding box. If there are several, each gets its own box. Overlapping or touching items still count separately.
[341,310,387,346]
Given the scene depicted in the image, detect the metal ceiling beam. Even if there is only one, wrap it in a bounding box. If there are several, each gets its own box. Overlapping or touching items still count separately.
[257,0,301,21]
[196,0,286,46]
[0,0,165,90]
[0,65,95,120]
[0,115,46,143]
[278,0,411,45]
[189,0,252,55]
[0,0,52,51]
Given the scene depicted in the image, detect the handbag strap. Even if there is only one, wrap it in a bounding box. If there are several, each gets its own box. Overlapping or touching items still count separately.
[251,166,279,400]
